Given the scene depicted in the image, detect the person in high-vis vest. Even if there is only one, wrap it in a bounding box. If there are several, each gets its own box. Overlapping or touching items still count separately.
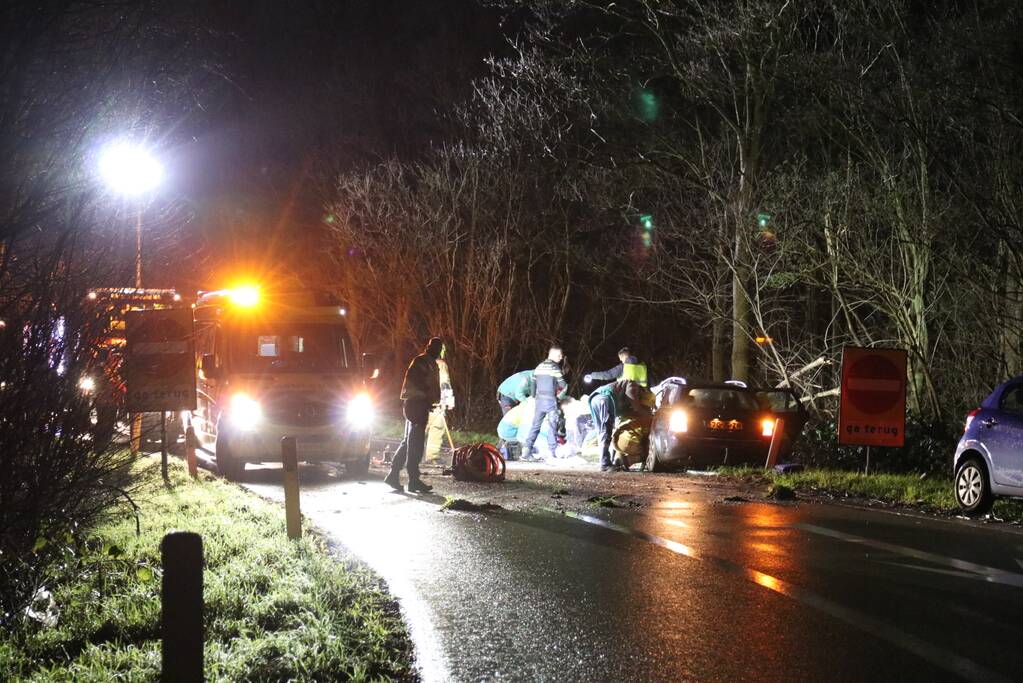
[424,350,455,463]
[584,347,648,388]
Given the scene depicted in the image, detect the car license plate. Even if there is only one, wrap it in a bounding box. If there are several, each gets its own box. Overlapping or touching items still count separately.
[708,418,743,431]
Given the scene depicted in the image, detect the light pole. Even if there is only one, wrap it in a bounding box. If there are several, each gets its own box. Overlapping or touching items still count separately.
[98,141,163,288]
[99,141,164,457]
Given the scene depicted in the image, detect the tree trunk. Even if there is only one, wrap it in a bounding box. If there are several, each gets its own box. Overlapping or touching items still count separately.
[730,218,750,382]
[712,296,728,382]
[712,241,729,381]
[1001,245,1022,378]
[730,266,750,382]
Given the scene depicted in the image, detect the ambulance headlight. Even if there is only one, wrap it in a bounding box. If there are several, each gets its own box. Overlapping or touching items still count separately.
[229,393,263,430]
[346,392,374,428]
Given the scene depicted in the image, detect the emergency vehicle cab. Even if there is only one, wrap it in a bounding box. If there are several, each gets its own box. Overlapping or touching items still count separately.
[192,287,374,480]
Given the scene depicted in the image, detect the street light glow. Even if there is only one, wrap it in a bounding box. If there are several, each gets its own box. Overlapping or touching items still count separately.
[99,142,163,195]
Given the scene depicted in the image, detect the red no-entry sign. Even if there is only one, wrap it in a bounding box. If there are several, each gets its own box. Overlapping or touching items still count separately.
[839,347,907,447]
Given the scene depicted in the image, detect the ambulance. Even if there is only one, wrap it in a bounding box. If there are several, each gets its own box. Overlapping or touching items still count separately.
[191,287,375,480]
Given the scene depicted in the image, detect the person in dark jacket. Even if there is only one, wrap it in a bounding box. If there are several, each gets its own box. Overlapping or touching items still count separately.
[521,346,568,461]
[584,347,649,387]
[385,337,444,493]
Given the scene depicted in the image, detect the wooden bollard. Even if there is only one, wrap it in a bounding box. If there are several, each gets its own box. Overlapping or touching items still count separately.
[130,413,143,454]
[281,436,301,540]
[185,425,198,478]
[764,418,785,471]
[161,532,203,682]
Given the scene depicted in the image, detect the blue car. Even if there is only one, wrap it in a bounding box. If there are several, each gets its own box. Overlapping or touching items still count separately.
[953,376,1023,515]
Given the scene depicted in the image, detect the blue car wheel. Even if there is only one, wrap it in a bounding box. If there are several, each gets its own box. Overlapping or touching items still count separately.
[955,456,994,516]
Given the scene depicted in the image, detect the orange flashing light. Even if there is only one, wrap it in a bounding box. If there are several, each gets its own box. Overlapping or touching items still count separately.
[229,285,260,308]
[761,418,776,438]
[755,336,773,344]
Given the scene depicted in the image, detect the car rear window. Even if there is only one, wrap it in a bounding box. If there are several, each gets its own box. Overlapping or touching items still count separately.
[1000,384,1023,415]
[683,388,761,412]
[758,390,800,412]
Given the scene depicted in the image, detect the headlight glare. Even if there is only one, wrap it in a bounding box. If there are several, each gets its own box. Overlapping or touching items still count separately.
[78,376,96,394]
[347,392,374,428]
[669,409,688,433]
[230,393,263,430]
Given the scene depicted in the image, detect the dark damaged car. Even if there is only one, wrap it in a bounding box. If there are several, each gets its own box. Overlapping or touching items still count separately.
[645,382,808,471]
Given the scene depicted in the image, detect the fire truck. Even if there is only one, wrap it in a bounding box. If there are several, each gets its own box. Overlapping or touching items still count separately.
[191,287,375,480]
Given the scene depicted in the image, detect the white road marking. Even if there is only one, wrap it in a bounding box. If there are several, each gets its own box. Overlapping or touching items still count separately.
[795,523,1023,589]
[558,509,1010,683]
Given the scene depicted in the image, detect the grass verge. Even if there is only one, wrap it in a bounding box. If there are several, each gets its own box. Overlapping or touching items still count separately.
[717,466,1023,520]
[0,457,414,682]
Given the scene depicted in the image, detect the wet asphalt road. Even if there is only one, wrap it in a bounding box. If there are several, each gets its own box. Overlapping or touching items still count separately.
[240,465,1023,683]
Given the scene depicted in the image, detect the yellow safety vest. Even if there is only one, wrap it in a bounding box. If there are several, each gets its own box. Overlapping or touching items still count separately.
[622,361,648,387]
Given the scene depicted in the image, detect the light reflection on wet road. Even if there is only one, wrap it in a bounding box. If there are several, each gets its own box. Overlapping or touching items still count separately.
[243,465,1023,682]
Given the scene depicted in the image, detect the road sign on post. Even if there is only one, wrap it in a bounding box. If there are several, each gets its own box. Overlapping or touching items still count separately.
[124,307,196,477]
[124,308,197,412]
[838,347,908,448]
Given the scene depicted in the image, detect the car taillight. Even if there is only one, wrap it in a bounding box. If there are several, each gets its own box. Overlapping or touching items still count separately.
[669,410,688,433]
[965,408,979,431]
[761,418,776,438]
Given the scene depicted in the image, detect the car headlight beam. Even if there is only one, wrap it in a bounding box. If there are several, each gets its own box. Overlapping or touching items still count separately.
[229,393,263,430]
[346,392,374,428]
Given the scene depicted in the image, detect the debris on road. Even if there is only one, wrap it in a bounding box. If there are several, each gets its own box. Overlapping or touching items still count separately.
[586,494,640,508]
[722,495,750,503]
[768,484,797,501]
[440,497,504,513]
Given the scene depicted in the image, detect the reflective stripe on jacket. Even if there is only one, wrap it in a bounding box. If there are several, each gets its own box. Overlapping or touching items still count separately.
[532,359,567,403]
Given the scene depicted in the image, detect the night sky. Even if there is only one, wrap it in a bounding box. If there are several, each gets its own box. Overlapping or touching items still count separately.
[152,1,508,289]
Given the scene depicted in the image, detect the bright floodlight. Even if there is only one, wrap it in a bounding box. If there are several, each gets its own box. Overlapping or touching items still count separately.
[99,142,163,195]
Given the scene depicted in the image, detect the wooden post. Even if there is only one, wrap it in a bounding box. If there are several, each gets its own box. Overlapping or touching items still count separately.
[865,446,871,475]
[764,418,785,471]
[281,436,301,540]
[160,411,168,480]
[185,424,198,478]
[161,532,203,682]
[130,413,142,454]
